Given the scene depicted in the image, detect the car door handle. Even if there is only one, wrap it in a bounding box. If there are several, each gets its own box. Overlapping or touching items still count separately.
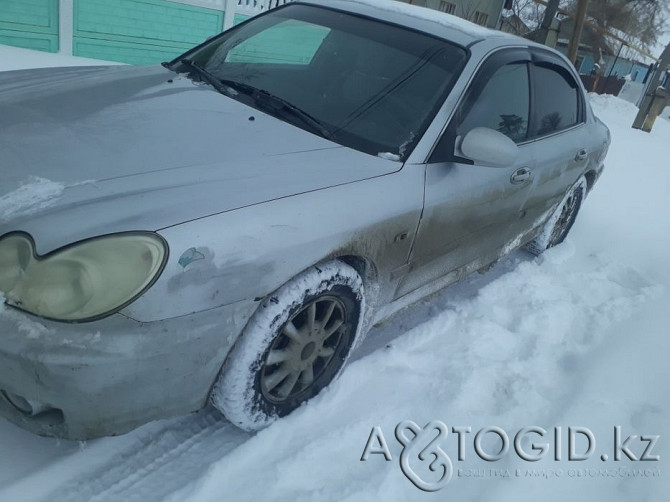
[575,148,588,161]
[510,167,532,185]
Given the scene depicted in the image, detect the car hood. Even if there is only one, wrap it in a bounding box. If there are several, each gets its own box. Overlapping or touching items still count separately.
[0,65,399,254]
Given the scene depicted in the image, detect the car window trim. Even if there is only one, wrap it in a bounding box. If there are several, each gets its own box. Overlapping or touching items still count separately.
[422,45,511,164]
[527,49,586,140]
[522,121,586,145]
[426,46,532,164]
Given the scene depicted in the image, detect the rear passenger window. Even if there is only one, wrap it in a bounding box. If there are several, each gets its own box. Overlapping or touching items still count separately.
[457,62,530,143]
[533,64,581,136]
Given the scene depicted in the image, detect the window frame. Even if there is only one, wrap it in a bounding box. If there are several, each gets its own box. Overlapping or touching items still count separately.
[527,49,586,140]
[439,1,456,15]
[473,11,489,26]
[428,48,532,164]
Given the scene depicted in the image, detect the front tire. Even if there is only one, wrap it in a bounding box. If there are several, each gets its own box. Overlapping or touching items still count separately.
[211,261,365,431]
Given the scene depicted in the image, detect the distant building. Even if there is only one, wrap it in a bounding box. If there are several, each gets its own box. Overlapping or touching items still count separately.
[553,19,652,83]
[499,14,530,36]
[0,0,277,65]
[1,0,510,63]
[395,0,508,30]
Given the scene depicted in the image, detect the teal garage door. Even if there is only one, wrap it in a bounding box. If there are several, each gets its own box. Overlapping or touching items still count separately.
[0,0,59,52]
[73,0,224,65]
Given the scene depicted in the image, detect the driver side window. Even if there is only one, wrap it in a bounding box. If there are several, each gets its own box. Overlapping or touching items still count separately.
[457,62,530,143]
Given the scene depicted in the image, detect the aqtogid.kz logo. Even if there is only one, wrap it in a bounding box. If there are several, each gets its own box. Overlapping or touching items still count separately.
[362,421,453,492]
[361,422,660,492]
[396,421,453,491]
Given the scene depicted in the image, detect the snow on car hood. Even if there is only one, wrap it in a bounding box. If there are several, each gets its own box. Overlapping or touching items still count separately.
[0,65,400,254]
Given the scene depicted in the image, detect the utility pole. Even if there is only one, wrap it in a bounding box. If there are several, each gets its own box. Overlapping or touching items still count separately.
[632,43,670,132]
[536,0,560,46]
[567,0,589,64]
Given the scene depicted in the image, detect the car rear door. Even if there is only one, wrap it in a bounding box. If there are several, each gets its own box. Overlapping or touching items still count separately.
[395,49,537,298]
[519,50,592,230]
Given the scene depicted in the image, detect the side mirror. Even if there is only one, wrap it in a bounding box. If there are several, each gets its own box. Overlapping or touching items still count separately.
[458,127,519,167]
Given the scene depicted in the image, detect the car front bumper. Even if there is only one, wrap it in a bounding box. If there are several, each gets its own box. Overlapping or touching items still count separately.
[0,298,257,440]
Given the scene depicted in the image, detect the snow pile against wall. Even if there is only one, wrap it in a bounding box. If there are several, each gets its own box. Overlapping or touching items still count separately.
[0,44,119,70]
[617,79,645,106]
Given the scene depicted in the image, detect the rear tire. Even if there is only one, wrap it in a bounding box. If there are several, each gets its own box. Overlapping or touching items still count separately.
[211,261,365,431]
[525,176,586,256]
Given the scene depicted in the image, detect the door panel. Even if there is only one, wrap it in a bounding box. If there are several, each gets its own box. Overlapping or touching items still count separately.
[521,127,589,226]
[521,55,592,230]
[395,146,536,298]
[396,54,536,299]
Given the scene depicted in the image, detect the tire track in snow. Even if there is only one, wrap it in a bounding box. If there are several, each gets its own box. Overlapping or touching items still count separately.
[46,409,249,502]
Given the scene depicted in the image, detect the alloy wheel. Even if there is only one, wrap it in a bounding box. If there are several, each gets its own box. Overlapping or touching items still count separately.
[260,296,347,403]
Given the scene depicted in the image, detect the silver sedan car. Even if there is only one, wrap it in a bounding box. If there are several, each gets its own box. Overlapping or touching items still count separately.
[0,0,609,439]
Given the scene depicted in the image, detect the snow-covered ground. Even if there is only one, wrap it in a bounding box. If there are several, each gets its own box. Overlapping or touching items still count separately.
[0,46,668,501]
[0,45,119,70]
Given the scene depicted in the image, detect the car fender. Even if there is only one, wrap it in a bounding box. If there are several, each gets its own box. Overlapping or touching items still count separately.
[124,165,425,323]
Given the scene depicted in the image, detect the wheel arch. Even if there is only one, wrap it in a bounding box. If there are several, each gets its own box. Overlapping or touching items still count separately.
[337,254,379,293]
[210,259,368,429]
[584,169,597,195]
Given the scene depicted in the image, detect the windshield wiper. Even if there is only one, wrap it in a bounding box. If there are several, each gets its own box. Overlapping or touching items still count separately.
[178,58,233,97]
[261,95,332,140]
[224,80,333,140]
[178,60,332,140]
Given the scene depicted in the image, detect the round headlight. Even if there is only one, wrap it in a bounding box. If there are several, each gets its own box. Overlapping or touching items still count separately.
[0,233,167,322]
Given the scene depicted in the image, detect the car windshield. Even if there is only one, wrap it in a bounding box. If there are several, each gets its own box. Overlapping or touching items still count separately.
[170,4,467,160]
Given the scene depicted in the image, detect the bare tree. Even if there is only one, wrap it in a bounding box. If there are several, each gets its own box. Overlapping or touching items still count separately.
[506,0,572,32]
[566,0,669,51]
[508,0,545,31]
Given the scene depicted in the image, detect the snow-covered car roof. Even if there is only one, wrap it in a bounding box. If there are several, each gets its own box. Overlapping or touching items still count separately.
[298,0,518,47]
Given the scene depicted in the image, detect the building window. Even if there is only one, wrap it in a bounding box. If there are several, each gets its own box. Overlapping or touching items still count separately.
[474,11,489,26]
[439,1,456,14]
